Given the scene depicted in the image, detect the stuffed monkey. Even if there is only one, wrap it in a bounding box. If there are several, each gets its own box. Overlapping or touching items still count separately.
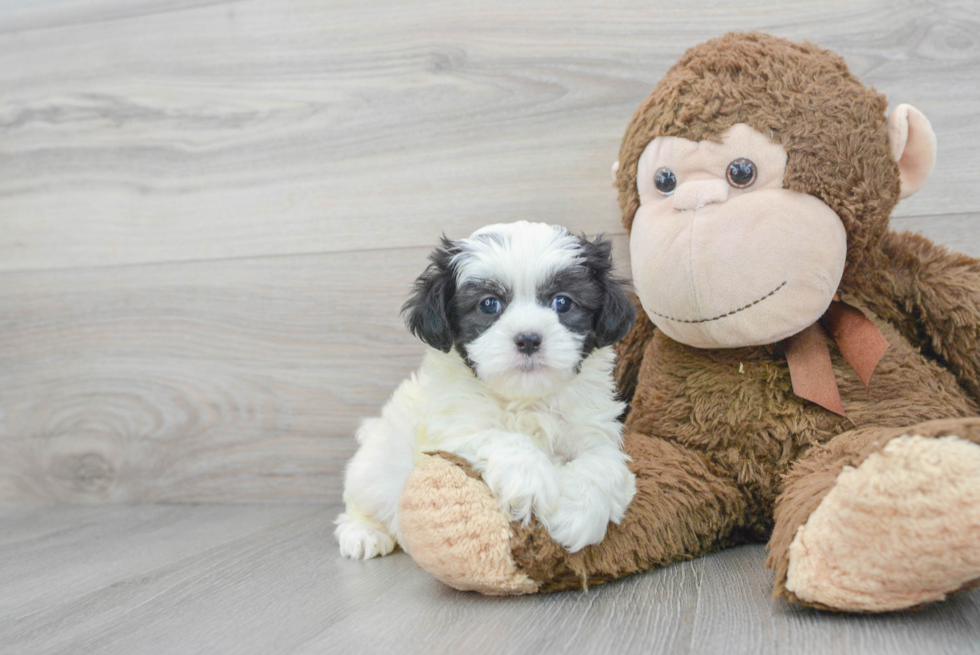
[395,32,980,612]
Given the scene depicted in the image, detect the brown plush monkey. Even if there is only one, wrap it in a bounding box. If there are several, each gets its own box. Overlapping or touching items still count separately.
[395,32,980,612]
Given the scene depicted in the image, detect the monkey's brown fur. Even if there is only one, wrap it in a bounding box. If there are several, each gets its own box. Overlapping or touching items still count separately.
[396,33,980,611]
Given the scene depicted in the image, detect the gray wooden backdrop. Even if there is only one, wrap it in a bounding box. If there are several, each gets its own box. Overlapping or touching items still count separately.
[2,0,979,504]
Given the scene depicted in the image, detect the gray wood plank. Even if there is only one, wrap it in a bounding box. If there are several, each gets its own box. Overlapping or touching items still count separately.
[1,505,978,655]
[298,556,702,655]
[0,0,978,271]
[691,545,980,655]
[0,504,321,622]
[687,546,781,655]
[1,504,371,654]
[0,246,423,503]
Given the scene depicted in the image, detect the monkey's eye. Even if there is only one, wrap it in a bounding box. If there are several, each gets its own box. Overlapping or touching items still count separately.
[480,297,502,315]
[726,158,757,188]
[550,295,573,314]
[654,167,677,195]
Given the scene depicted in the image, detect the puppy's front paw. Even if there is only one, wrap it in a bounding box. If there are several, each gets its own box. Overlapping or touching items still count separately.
[334,513,396,559]
[543,467,636,553]
[542,479,610,553]
[482,448,560,526]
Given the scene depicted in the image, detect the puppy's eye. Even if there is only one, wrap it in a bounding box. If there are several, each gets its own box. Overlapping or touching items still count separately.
[726,158,757,188]
[654,167,677,195]
[550,295,573,314]
[479,297,502,315]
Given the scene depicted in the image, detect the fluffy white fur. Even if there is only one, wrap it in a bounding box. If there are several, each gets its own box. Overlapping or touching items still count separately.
[335,222,636,558]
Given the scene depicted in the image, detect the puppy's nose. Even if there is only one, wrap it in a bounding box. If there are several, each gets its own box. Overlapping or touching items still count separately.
[514,333,542,354]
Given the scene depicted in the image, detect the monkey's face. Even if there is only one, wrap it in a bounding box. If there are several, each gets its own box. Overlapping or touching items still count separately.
[629,123,847,348]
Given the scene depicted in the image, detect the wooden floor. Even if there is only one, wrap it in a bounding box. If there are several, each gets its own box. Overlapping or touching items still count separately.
[3,1,980,652]
[1,504,978,655]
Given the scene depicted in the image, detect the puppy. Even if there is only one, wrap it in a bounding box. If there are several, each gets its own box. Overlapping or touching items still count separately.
[335,221,637,559]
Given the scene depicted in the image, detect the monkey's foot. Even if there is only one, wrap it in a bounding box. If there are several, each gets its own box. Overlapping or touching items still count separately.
[398,453,539,595]
[784,433,980,612]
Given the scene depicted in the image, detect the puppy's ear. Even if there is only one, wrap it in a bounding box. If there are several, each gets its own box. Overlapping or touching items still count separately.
[580,235,636,348]
[402,236,459,352]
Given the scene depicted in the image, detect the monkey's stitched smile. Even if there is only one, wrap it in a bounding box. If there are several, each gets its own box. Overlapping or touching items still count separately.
[648,280,788,324]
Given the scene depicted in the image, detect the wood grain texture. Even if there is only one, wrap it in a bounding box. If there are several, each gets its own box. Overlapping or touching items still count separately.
[3,2,980,649]
[1,0,979,272]
[692,544,980,655]
[1,504,977,655]
[0,0,979,504]
[0,232,631,503]
[0,247,426,502]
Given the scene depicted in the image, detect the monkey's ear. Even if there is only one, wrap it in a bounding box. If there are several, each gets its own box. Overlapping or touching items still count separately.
[401,237,458,353]
[610,160,620,184]
[887,104,937,200]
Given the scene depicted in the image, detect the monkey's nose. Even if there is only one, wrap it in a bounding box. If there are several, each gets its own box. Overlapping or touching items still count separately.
[515,333,542,354]
[670,179,730,211]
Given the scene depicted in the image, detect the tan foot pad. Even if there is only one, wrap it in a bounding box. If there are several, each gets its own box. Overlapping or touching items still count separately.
[786,435,980,611]
[398,455,539,595]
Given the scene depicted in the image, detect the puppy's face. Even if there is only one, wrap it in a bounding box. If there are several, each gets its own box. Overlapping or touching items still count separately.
[403,221,635,400]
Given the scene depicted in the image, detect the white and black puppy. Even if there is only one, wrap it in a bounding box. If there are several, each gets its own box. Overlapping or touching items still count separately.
[335,221,637,559]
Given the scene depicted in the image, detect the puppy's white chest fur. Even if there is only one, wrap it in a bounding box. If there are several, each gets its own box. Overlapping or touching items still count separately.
[412,349,615,463]
[371,345,635,555]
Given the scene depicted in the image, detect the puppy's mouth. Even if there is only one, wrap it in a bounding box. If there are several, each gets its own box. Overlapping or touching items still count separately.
[516,355,543,372]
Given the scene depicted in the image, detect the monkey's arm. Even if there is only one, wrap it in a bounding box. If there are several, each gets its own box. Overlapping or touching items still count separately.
[871,230,980,400]
[614,292,657,406]
[399,429,746,594]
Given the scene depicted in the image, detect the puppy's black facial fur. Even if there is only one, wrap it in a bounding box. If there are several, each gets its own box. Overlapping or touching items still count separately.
[538,267,600,338]
[403,231,634,370]
[537,235,634,358]
[453,280,512,366]
[402,236,460,353]
[572,235,635,352]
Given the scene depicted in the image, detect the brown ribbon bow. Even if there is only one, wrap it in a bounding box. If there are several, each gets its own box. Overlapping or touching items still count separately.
[782,294,889,416]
